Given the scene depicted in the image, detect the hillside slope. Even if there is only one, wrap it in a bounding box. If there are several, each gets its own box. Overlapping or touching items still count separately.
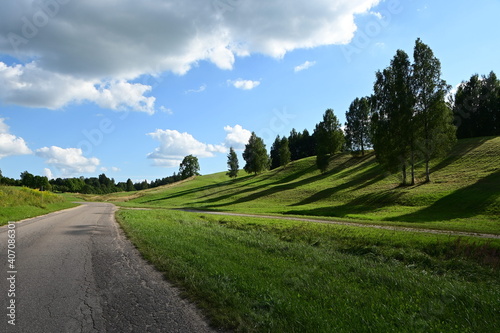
[0,186,78,225]
[124,136,500,233]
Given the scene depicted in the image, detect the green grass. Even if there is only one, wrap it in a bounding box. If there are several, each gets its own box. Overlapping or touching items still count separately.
[119,136,500,234]
[0,186,79,225]
[117,209,500,332]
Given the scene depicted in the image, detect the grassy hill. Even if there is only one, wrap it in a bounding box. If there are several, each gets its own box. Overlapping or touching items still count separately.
[0,186,78,225]
[121,136,500,234]
[116,136,500,332]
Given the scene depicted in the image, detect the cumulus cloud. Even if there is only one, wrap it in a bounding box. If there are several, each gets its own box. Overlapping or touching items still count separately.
[43,168,54,180]
[36,146,100,176]
[0,62,156,113]
[147,129,227,167]
[230,79,261,90]
[0,118,32,159]
[294,60,317,72]
[224,125,252,150]
[0,0,380,110]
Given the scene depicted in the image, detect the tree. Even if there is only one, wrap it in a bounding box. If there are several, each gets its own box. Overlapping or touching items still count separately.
[243,132,269,175]
[20,171,35,188]
[314,109,344,172]
[371,50,415,185]
[179,155,200,179]
[226,147,239,178]
[270,135,282,170]
[0,168,3,184]
[126,178,135,191]
[412,38,456,182]
[345,97,372,155]
[453,71,500,138]
[279,136,291,167]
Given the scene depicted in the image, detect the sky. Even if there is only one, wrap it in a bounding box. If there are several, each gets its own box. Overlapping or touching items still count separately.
[0,0,499,183]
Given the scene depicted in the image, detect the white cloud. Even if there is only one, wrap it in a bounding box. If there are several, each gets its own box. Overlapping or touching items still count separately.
[185,84,207,94]
[224,125,252,150]
[43,168,54,180]
[36,146,100,176]
[0,118,32,159]
[0,63,156,114]
[294,60,317,72]
[0,0,380,110]
[147,129,227,167]
[230,79,261,90]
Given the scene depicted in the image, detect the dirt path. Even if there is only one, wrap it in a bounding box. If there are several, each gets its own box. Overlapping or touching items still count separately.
[180,209,500,240]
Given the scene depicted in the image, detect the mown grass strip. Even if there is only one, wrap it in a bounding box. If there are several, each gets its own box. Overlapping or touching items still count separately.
[117,209,500,333]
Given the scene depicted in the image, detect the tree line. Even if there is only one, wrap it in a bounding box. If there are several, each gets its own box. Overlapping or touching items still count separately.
[0,154,200,194]
[228,38,499,185]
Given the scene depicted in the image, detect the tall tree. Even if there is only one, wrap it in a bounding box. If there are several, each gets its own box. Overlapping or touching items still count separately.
[279,136,291,167]
[412,38,456,182]
[345,97,372,155]
[126,178,135,191]
[314,109,344,172]
[372,50,415,185]
[270,135,282,170]
[243,132,269,175]
[226,147,239,178]
[179,155,200,179]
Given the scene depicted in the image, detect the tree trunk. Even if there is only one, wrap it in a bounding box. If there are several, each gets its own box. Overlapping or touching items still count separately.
[401,164,407,186]
[410,152,415,186]
[425,160,431,183]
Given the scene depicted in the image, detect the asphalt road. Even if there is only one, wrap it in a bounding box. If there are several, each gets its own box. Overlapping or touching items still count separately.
[0,203,216,333]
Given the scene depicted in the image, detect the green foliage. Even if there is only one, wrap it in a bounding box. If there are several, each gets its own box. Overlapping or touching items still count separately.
[345,97,372,155]
[314,109,344,172]
[270,135,282,170]
[279,136,291,167]
[372,49,415,184]
[243,132,269,175]
[288,128,315,161]
[412,38,457,182]
[454,71,500,139]
[118,209,500,332]
[179,154,200,179]
[226,147,239,178]
[372,39,456,185]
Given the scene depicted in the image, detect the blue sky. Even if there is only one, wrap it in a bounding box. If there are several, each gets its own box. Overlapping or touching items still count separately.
[0,0,499,182]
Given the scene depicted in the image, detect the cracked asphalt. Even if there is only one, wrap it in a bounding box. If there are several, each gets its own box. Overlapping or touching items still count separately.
[0,202,217,333]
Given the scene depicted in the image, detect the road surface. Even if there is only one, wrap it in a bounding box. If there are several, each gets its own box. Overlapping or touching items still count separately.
[0,202,216,333]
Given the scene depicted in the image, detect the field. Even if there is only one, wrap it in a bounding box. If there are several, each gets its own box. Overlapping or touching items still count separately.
[115,136,500,332]
[0,186,78,226]
[118,209,500,332]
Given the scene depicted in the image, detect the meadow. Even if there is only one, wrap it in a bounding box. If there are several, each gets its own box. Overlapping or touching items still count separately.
[0,186,78,226]
[117,209,500,332]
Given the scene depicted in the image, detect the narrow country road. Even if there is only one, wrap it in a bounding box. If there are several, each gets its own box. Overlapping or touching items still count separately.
[0,203,216,333]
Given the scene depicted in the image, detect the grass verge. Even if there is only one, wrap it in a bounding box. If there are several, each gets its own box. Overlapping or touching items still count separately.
[117,209,500,333]
[0,186,79,226]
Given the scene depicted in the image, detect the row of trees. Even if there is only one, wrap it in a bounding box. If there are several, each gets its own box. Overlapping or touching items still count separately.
[0,158,195,193]
[453,71,500,139]
[228,39,469,186]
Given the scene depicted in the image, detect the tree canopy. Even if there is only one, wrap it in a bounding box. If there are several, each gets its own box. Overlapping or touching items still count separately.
[243,132,269,175]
